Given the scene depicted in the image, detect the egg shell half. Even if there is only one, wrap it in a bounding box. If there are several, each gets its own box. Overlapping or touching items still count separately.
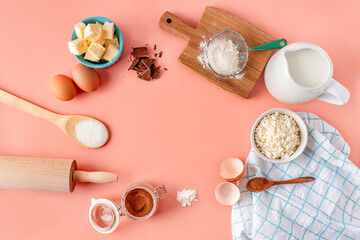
[215,182,240,206]
[220,158,245,182]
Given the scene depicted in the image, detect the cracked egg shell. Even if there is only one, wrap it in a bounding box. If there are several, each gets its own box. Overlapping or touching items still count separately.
[215,182,240,206]
[220,158,244,182]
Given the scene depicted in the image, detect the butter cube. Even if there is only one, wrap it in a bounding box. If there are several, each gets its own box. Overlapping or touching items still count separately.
[102,43,119,62]
[74,22,86,39]
[102,22,115,40]
[85,42,106,62]
[105,35,119,48]
[84,51,98,62]
[84,24,102,41]
[87,39,105,47]
[68,39,87,55]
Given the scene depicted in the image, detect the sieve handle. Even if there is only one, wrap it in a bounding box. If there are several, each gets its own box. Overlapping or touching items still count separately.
[251,39,287,50]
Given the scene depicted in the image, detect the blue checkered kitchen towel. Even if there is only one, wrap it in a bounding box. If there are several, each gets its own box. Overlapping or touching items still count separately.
[232,112,360,240]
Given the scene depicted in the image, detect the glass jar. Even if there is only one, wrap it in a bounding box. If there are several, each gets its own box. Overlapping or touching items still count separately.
[89,182,167,234]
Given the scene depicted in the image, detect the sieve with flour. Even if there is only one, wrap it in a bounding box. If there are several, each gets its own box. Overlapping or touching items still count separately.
[206,30,287,77]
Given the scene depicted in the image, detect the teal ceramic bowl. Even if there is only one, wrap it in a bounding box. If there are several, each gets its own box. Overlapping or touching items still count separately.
[71,16,123,68]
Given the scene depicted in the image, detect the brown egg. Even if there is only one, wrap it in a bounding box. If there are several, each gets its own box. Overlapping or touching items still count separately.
[50,74,77,101]
[72,63,99,92]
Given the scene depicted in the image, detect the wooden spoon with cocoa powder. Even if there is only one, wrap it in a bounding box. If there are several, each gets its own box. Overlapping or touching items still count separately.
[246,177,315,193]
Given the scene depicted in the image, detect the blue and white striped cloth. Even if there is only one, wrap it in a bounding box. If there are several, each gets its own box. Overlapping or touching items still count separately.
[232,112,360,240]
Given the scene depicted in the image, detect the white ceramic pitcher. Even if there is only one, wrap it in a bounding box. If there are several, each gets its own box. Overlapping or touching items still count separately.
[264,42,350,105]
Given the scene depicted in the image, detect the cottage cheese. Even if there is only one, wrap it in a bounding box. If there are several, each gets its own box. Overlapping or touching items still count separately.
[254,112,300,159]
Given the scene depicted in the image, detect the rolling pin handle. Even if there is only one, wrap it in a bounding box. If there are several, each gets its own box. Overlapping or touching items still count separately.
[73,171,118,184]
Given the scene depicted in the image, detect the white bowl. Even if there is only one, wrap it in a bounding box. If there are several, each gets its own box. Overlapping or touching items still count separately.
[215,182,240,206]
[250,108,308,164]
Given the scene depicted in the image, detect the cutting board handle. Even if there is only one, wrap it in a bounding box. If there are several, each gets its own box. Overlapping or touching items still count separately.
[159,11,200,41]
[73,170,118,183]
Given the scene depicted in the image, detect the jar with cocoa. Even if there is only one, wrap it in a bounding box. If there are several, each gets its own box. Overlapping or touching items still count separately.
[89,182,167,234]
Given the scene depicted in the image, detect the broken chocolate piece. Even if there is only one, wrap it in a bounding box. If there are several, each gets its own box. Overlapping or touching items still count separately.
[138,61,147,71]
[132,47,149,58]
[129,45,163,81]
[164,68,168,71]
[150,64,160,79]
[137,68,151,81]
[141,58,155,68]
[128,58,140,71]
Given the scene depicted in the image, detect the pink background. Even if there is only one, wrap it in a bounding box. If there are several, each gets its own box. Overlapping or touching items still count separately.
[0,0,359,239]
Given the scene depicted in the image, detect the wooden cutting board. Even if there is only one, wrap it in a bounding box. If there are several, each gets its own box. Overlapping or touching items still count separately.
[159,6,275,98]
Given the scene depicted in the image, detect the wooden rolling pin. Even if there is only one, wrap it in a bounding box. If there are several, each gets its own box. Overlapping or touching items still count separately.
[0,156,118,192]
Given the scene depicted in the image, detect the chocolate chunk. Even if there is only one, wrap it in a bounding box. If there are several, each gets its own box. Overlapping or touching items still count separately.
[150,64,160,79]
[141,58,155,68]
[164,68,168,71]
[134,60,142,71]
[128,58,140,71]
[132,47,149,58]
[137,68,151,81]
[129,45,163,81]
[138,61,147,71]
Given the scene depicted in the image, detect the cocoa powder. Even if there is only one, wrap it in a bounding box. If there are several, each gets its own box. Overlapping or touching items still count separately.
[125,188,154,217]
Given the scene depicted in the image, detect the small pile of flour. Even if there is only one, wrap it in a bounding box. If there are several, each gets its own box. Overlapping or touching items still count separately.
[207,38,241,76]
[177,189,198,207]
[197,40,208,68]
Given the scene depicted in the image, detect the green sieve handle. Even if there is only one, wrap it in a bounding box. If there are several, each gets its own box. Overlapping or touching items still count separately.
[251,39,287,50]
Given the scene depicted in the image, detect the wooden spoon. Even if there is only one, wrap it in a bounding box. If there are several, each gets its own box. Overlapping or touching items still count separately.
[0,89,109,148]
[246,177,315,192]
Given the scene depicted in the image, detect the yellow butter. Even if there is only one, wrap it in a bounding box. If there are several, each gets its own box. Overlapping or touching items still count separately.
[102,43,119,62]
[74,22,86,39]
[84,51,98,62]
[68,39,87,55]
[86,42,106,62]
[102,22,115,40]
[87,39,105,47]
[84,24,102,41]
[105,35,119,48]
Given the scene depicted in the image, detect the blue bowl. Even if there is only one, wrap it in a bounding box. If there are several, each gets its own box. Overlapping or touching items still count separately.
[71,16,123,68]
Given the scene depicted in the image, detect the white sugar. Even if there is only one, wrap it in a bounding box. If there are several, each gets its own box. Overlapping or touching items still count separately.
[177,189,198,207]
[75,120,108,148]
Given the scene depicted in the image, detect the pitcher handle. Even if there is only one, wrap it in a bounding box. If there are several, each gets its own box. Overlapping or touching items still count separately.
[316,79,350,105]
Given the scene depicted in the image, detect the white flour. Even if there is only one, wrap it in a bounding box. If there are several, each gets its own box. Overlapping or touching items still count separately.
[177,189,198,207]
[235,71,245,80]
[197,40,208,68]
[197,39,246,80]
[207,38,241,76]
